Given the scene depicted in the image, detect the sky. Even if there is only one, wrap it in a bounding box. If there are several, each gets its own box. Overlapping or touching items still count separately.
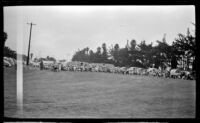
[4,6,195,61]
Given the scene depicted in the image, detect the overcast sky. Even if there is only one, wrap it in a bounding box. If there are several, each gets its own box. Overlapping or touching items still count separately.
[4,6,195,61]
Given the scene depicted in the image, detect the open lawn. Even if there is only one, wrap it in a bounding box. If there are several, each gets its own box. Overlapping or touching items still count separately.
[4,67,195,118]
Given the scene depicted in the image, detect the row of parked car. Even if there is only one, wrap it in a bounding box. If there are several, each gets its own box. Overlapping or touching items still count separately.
[61,62,195,80]
[9,59,194,80]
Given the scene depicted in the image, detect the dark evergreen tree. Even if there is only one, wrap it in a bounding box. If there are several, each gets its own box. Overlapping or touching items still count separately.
[101,43,108,63]
[171,55,178,69]
[173,28,195,70]
[4,32,8,47]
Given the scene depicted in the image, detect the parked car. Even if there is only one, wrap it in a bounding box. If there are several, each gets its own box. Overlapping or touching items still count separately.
[120,67,127,74]
[4,59,12,67]
[181,70,195,80]
[147,68,159,76]
[170,69,181,78]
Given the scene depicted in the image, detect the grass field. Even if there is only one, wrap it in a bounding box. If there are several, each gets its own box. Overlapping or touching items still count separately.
[4,66,196,118]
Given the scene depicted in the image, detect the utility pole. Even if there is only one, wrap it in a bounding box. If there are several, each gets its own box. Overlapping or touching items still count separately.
[27,22,36,66]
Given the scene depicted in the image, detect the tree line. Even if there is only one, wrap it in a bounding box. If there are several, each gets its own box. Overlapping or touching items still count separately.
[4,25,195,71]
[72,27,196,71]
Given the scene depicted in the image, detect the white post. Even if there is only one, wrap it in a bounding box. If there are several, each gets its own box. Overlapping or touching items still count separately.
[17,54,23,113]
[16,7,23,116]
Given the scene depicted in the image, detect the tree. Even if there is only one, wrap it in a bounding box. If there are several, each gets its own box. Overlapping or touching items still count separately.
[138,40,147,51]
[114,44,119,50]
[118,48,129,67]
[89,50,95,62]
[171,55,178,69]
[113,44,120,64]
[96,47,101,54]
[4,46,17,59]
[153,40,173,69]
[85,47,90,62]
[173,28,196,70]
[101,43,108,63]
[138,40,153,68]
[109,44,119,63]
[86,47,89,55]
[130,39,136,50]
[128,39,145,68]
[94,47,102,63]
[3,32,8,46]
